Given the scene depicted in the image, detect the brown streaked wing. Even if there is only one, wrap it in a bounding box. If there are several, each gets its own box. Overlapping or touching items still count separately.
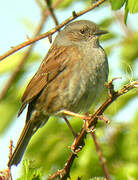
[19,45,80,115]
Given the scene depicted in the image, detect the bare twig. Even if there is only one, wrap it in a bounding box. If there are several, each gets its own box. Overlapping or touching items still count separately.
[0,140,13,180]
[0,169,12,180]
[91,132,111,180]
[45,0,59,27]
[7,140,13,180]
[8,140,13,163]
[64,117,77,137]
[0,0,106,61]
[45,0,59,44]
[0,0,62,101]
[48,80,138,180]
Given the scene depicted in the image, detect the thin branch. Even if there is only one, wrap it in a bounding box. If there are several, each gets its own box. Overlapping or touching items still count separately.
[45,0,59,26]
[0,0,62,101]
[0,0,106,61]
[45,0,60,43]
[48,80,138,180]
[64,117,78,137]
[7,140,13,180]
[91,132,111,180]
[0,140,13,180]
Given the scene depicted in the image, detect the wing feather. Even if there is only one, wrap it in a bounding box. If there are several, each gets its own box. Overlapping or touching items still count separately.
[18,45,79,115]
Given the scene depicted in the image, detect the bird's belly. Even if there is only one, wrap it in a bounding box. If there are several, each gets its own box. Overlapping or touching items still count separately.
[39,48,108,116]
[69,70,106,113]
[68,53,108,113]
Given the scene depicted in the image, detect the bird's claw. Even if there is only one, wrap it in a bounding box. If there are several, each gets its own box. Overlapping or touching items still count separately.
[69,135,83,154]
[71,145,82,154]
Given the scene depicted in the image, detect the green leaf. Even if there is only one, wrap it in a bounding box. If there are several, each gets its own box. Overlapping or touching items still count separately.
[99,17,114,28]
[124,0,129,24]
[109,0,126,10]
[90,178,106,180]
[17,160,42,180]
[56,0,76,9]
[122,111,138,162]
[100,33,116,42]
[121,32,138,64]
[127,0,138,13]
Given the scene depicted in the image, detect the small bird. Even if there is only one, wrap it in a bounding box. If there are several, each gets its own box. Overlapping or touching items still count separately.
[8,20,108,167]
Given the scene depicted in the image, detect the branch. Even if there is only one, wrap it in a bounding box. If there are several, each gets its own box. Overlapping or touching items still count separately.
[0,0,62,101]
[45,0,60,43]
[48,80,138,180]
[45,0,59,27]
[91,132,111,180]
[0,140,13,180]
[0,0,106,61]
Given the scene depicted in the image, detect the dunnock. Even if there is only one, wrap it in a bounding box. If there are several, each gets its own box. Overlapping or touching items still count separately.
[8,20,108,167]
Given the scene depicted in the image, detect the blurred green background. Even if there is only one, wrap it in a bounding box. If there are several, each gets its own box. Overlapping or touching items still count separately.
[0,0,138,179]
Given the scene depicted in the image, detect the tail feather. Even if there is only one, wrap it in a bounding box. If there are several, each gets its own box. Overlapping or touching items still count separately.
[8,120,34,167]
[8,103,49,167]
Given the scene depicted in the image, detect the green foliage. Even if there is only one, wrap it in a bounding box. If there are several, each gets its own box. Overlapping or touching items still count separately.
[17,160,42,180]
[0,0,138,179]
[0,86,20,134]
[26,117,82,173]
[100,32,116,42]
[52,0,78,9]
[90,178,106,180]
[0,52,40,74]
[0,51,41,134]
[105,89,137,116]
[127,0,138,13]
[121,32,138,65]
[109,0,138,23]
[109,0,126,10]
[109,0,138,12]
[99,17,114,28]
[123,112,138,162]
[0,53,23,74]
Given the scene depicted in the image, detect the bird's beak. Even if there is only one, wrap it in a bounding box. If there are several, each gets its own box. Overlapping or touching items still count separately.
[94,29,108,36]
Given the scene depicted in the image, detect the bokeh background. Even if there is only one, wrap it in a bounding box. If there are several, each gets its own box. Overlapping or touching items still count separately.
[0,0,138,179]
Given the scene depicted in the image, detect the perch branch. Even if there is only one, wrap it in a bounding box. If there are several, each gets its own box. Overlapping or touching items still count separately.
[48,80,138,180]
[0,0,62,101]
[45,0,59,27]
[0,140,13,180]
[91,132,111,180]
[0,0,106,61]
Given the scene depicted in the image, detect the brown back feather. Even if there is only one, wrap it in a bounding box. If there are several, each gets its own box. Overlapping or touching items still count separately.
[18,45,80,116]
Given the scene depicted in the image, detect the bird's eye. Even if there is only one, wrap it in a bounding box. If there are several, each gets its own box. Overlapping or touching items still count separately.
[80,29,85,34]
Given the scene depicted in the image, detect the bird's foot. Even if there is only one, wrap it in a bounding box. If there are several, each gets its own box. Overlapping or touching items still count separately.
[84,119,96,133]
[70,135,83,154]
[105,77,121,97]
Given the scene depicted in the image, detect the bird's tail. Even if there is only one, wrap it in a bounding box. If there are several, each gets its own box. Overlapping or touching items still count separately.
[8,120,35,167]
